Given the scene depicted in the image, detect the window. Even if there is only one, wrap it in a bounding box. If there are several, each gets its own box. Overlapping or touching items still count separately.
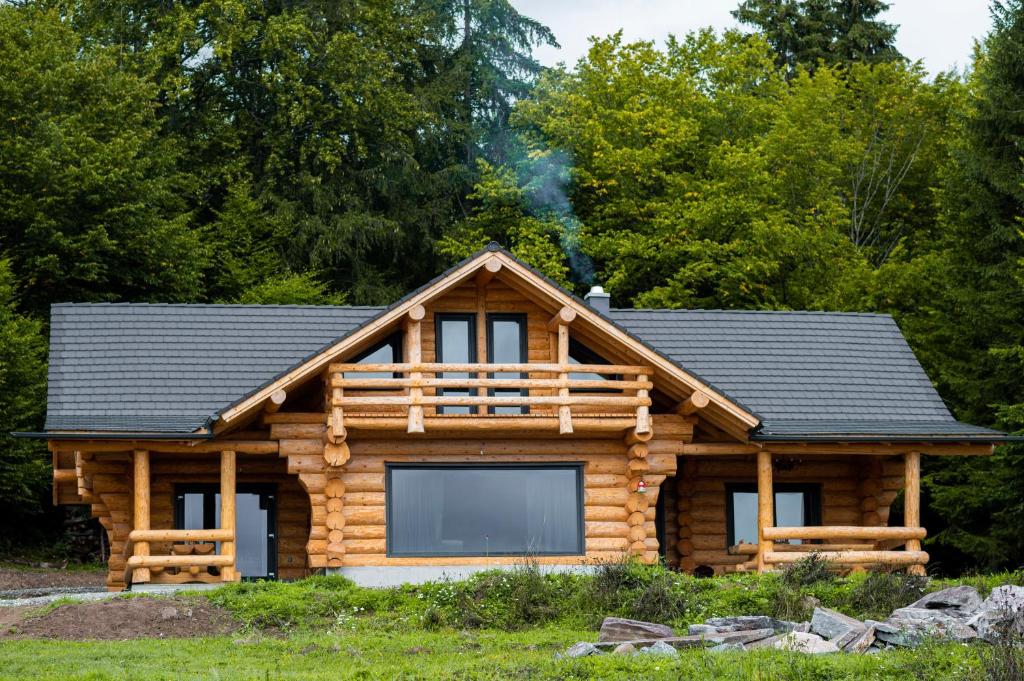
[436,313,477,414]
[344,333,402,381]
[386,464,584,557]
[487,313,527,415]
[725,483,821,547]
[568,338,621,391]
[174,484,277,579]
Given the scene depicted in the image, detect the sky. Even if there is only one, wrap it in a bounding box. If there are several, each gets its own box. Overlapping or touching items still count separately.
[512,0,994,75]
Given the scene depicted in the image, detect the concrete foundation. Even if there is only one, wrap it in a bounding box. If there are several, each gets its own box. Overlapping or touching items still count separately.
[329,563,598,588]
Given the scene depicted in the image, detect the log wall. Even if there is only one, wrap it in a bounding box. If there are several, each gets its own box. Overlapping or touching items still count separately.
[672,454,903,574]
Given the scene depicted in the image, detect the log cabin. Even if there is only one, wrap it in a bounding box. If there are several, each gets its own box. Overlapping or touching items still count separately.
[27,244,1014,590]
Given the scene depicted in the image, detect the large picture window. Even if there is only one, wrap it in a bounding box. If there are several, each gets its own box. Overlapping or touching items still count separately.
[726,483,821,547]
[386,464,584,557]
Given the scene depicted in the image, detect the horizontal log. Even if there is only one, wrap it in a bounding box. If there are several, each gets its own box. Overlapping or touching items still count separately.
[343,525,386,540]
[765,550,929,566]
[346,492,384,506]
[585,506,628,522]
[280,440,325,458]
[728,542,876,555]
[338,395,651,408]
[330,362,650,375]
[350,439,626,457]
[762,526,926,541]
[270,423,326,440]
[54,441,278,455]
[345,417,639,433]
[587,537,630,551]
[127,554,234,568]
[333,377,653,391]
[128,529,234,542]
[585,488,629,506]
[343,507,385,525]
[343,539,386,555]
[587,474,629,488]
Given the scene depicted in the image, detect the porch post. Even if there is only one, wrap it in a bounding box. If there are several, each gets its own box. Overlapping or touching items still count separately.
[406,305,425,434]
[904,451,926,576]
[756,450,774,572]
[131,449,151,584]
[220,450,238,582]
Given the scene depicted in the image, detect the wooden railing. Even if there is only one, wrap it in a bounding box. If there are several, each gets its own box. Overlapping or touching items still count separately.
[327,362,653,435]
[731,525,929,571]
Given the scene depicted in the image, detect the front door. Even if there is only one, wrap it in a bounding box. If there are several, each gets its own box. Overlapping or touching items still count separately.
[174,484,278,579]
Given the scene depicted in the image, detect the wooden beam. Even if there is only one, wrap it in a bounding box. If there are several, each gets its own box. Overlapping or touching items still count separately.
[264,389,287,414]
[51,440,279,455]
[547,306,577,333]
[904,451,925,575]
[220,450,237,582]
[681,443,761,455]
[476,279,488,416]
[132,449,151,584]
[762,526,926,541]
[557,323,572,434]
[765,550,929,566]
[635,373,651,434]
[675,390,710,416]
[345,416,639,432]
[127,554,235,569]
[406,311,424,433]
[756,450,773,573]
[475,258,502,287]
[129,529,235,542]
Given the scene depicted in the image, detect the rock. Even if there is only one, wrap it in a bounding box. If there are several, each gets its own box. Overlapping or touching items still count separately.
[709,642,746,653]
[843,625,877,654]
[564,642,602,658]
[877,609,978,647]
[704,616,798,634]
[637,640,679,657]
[968,586,1024,642]
[746,634,785,650]
[897,586,981,619]
[706,628,777,646]
[687,624,720,636]
[598,617,675,642]
[770,632,840,654]
[611,642,636,655]
[793,622,811,633]
[159,606,178,621]
[810,607,866,648]
[593,636,716,652]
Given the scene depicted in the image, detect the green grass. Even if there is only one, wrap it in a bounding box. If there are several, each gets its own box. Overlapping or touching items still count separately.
[1,562,1019,680]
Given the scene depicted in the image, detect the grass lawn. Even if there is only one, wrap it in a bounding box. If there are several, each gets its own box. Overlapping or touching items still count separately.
[0,627,986,680]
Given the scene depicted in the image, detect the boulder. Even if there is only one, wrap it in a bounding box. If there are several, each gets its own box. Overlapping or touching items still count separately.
[687,624,719,636]
[598,617,675,642]
[770,632,840,654]
[637,640,679,657]
[877,609,978,647]
[593,636,713,652]
[967,585,1024,642]
[703,616,798,634]
[564,642,602,658]
[896,586,981,619]
[706,628,777,646]
[611,642,636,655]
[810,607,867,648]
[843,625,877,654]
[709,642,746,653]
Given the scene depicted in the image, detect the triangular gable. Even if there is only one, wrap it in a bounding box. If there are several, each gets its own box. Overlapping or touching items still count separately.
[214,245,761,439]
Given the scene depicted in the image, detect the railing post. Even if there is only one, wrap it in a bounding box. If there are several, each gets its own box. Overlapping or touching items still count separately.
[406,305,425,433]
[220,450,238,582]
[756,450,773,573]
[132,449,150,584]
[635,374,651,434]
[904,451,925,575]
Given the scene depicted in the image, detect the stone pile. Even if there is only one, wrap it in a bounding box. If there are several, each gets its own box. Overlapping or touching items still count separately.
[559,584,1024,659]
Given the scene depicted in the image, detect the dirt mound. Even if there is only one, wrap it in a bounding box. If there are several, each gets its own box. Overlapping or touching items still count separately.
[0,595,240,640]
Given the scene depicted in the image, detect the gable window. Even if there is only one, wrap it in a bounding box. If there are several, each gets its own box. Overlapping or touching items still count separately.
[568,338,621,391]
[174,484,277,580]
[487,313,527,415]
[344,333,402,381]
[386,464,584,557]
[726,483,821,547]
[436,313,476,415]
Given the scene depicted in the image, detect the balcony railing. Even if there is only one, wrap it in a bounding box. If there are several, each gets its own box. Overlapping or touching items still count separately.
[727,526,929,572]
[327,362,653,435]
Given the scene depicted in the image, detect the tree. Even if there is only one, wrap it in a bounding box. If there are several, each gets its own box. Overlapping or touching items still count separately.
[0,6,203,313]
[732,0,902,73]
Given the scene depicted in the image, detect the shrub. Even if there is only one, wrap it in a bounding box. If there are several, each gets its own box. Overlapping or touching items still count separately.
[846,571,928,620]
[781,553,835,588]
[980,637,1024,681]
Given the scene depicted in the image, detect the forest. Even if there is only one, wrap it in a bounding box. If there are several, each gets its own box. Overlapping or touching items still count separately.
[0,0,1021,575]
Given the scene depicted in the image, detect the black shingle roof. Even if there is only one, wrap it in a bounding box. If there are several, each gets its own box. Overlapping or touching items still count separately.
[43,302,1007,441]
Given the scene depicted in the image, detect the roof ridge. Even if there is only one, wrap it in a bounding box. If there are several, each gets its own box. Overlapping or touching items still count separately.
[611,308,893,318]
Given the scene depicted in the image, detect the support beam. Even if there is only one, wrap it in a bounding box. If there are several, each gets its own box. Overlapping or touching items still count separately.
[756,450,773,572]
[675,390,710,416]
[635,374,651,434]
[264,389,287,413]
[220,450,238,582]
[132,449,151,584]
[476,278,488,416]
[406,307,425,433]
[475,258,502,287]
[546,306,577,332]
[904,451,925,575]
[557,323,572,434]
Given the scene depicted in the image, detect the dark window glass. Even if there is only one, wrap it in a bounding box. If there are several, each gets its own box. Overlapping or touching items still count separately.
[487,314,527,415]
[568,339,621,391]
[436,314,477,414]
[344,334,402,381]
[174,485,277,579]
[387,465,584,556]
[725,483,821,547]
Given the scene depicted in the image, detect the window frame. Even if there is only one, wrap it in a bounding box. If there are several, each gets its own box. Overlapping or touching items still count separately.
[384,463,586,558]
[344,332,404,385]
[485,312,529,415]
[724,482,822,547]
[173,483,278,580]
[434,313,478,415]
